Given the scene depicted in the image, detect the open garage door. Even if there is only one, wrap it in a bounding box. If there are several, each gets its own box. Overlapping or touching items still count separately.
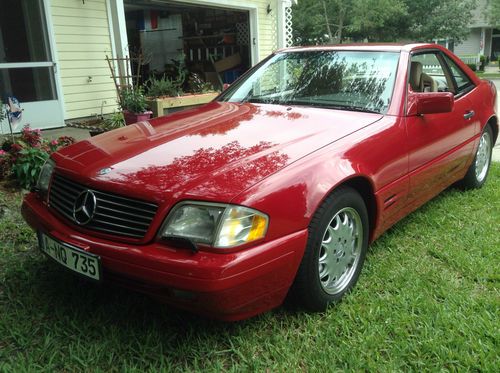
[123,0,255,91]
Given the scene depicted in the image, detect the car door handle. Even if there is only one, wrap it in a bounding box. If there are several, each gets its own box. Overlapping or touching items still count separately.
[463,110,475,120]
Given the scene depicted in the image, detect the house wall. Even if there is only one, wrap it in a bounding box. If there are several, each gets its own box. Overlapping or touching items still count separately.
[49,0,282,120]
[454,28,481,57]
[251,0,279,60]
[50,0,118,120]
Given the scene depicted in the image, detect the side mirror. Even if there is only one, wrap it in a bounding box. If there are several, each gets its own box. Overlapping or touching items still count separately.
[408,92,454,116]
[223,83,231,91]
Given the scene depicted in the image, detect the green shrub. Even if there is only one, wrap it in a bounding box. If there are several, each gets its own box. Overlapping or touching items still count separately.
[479,55,486,71]
[145,75,183,98]
[466,63,477,71]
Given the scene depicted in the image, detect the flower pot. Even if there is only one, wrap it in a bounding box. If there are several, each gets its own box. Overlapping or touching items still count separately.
[123,110,153,125]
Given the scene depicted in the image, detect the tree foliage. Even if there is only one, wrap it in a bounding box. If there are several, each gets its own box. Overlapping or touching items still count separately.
[401,0,476,43]
[292,0,476,45]
[487,0,500,26]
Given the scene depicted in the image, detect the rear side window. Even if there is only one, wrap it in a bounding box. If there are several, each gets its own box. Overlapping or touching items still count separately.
[443,55,474,94]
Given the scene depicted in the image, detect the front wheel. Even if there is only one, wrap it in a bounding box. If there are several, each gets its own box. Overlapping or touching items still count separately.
[460,124,493,189]
[291,187,369,311]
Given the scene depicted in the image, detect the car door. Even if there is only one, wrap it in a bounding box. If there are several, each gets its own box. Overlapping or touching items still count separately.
[406,50,477,204]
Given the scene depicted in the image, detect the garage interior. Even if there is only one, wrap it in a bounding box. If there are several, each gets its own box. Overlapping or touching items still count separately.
[123,0,252,91]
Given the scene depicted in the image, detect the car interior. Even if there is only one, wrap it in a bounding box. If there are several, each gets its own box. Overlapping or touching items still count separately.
[409,53,458,94]
[409,61,438,92]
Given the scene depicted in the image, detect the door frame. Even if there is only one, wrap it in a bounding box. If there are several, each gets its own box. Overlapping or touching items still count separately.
[109,0,260,67]
[43,0,65,122]
[0,0,65,133]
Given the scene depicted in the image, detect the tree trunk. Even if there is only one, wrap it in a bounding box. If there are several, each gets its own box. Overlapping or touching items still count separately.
[336,14,343,43]
[322,1,334,43]
[336,2,345,44]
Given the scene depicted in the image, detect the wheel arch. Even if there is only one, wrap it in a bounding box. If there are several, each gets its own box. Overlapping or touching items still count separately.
[329,175,378,243]
[486,115,498,145]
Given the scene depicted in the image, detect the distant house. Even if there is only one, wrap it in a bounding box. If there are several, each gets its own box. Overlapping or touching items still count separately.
[0,0,296,134]
[436,0,499,63]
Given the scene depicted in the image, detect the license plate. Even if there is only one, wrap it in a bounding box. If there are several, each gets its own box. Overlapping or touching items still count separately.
[39,233,101,281]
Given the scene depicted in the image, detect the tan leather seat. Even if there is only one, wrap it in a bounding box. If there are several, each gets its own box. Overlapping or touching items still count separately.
[410,61,437,92]
[421,72,438,92]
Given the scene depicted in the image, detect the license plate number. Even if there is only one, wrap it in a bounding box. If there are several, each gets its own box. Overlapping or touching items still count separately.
[40,233,101,281]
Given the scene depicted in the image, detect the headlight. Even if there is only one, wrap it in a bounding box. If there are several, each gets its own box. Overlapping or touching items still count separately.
[160,202,269,249]
[36,158,55,199]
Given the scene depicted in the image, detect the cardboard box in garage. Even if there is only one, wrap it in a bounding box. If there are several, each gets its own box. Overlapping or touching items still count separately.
[214,53,241,72]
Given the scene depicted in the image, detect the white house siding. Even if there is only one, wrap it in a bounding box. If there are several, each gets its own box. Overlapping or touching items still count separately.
[251,0,279,60]
[51,0,118,120]
[454,28,481,56]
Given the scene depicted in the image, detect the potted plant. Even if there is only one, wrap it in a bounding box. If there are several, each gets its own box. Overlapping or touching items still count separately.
[120,87,153,125]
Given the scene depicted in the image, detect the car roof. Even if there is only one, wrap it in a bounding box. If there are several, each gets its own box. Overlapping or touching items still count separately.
[277,43,437,53]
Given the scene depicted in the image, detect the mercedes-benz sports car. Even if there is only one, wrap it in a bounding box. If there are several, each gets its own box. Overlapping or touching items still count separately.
[22,44,498,321]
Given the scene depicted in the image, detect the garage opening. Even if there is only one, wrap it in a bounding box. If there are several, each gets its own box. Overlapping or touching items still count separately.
[123,0,252,92]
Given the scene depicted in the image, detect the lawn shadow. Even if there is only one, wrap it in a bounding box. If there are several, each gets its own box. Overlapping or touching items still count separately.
[2,251,301,359]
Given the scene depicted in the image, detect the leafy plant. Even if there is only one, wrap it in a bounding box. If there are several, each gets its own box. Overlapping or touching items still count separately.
[120,88,148,113]
[103,112,125,130]
[466,63,477,72]
[10,147,48,189]
[0,125,75,188]
[145,75,183,98]
[479,55,487,71]
[199,82,215,94]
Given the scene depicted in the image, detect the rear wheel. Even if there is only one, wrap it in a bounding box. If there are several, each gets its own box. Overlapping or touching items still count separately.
[460,124,493,189]
[292,187,369,311]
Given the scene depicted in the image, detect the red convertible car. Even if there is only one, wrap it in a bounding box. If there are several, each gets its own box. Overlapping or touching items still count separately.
[22,44,497,321]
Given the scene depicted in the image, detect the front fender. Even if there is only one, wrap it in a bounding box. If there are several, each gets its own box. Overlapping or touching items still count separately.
[231,116,409,243]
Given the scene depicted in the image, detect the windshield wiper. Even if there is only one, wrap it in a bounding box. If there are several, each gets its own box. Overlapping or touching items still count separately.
[277,100,382,114]
[323,105,381,114]
[246,98,281,104]
[243,99,381,114]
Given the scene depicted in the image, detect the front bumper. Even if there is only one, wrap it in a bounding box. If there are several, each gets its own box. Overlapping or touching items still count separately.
[22,193,307,321]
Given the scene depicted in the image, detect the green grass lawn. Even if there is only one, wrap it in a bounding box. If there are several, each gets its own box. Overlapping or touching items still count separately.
[1,165,499,372]
[476,71,500,79]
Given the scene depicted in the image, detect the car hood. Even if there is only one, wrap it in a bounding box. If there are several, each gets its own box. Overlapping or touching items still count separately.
[54,102,382,204]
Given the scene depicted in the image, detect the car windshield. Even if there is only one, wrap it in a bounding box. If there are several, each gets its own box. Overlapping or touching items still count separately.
[219,50,400,114]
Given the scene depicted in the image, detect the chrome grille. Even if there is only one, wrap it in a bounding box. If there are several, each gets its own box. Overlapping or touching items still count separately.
[49,174,158,239]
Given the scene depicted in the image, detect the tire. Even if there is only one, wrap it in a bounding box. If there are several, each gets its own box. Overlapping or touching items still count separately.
[291,186,369,312]
[460,124,494,189]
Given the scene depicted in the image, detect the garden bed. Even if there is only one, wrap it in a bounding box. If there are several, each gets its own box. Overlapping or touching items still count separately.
[147,92,219,118]
[66,118,107,136]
